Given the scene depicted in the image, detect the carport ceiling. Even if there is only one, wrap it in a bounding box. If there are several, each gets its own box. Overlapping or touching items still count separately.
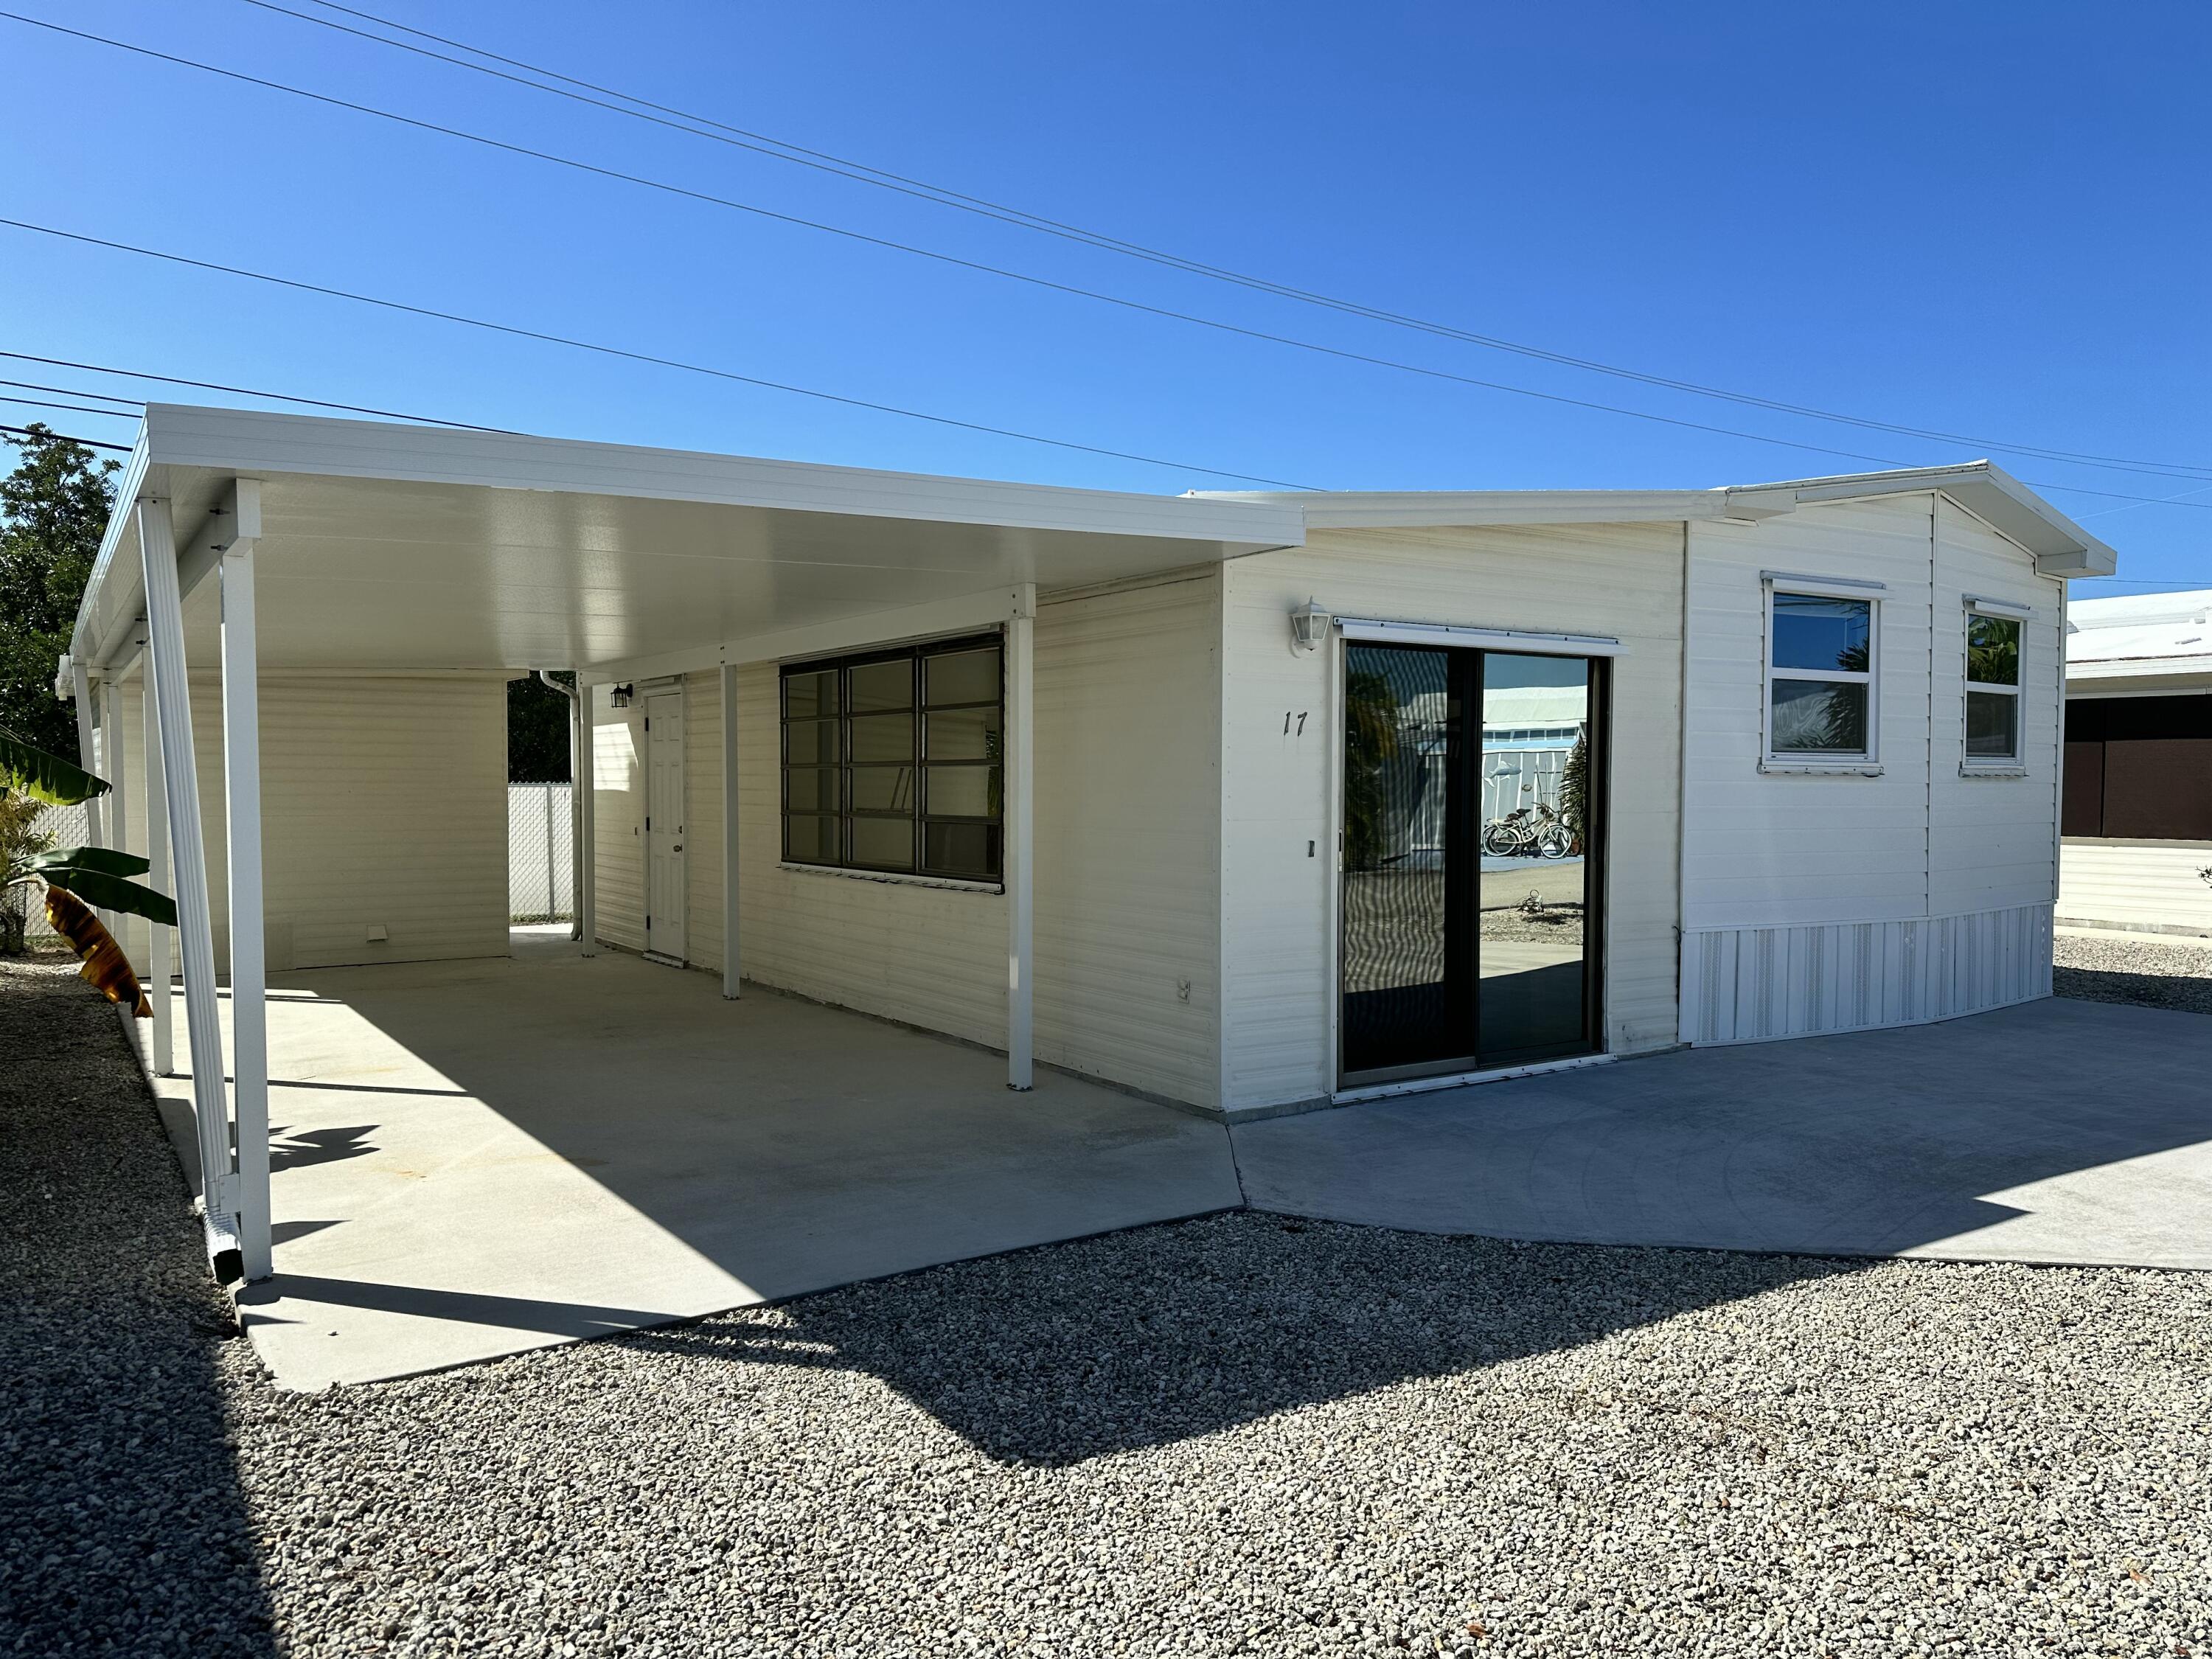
[76,406,1304,673]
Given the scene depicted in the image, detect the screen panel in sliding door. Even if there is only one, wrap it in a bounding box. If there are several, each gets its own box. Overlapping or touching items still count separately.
[1339,644,1477,1079]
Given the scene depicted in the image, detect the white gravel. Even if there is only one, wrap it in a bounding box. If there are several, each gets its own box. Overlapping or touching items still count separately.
[10,956,2212,1658]
[2056,929,2212,1017]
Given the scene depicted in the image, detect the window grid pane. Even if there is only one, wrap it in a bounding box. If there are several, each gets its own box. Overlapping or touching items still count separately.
[783,636,1004,881]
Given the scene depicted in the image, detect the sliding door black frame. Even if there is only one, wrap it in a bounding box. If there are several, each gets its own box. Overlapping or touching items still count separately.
[1335,645,1609,1091]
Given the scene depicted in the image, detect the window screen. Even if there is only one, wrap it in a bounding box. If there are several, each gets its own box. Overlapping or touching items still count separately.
[781,636,1004,880]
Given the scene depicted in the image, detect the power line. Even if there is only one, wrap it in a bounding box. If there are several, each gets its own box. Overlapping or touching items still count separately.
[232,0,2212,484]
[0,394,142,421]
[0,218,1318,488]
[2,10,1943,476]
[1,377,142,406]
[1,423,133,453]
[0,352,509,430]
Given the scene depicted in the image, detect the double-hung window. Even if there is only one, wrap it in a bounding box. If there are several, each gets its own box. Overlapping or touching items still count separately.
[781,635,1004,881]
[1764,583,1878,765]
[1964,602,2024,768]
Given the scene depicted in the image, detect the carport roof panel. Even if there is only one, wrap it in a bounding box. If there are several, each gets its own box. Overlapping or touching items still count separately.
[77,406,1305,672]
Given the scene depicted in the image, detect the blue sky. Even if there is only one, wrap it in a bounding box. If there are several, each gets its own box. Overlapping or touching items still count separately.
[4,1,2206,595]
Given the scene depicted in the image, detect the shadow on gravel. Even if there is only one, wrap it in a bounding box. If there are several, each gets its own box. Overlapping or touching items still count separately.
[0,959,275,1658]
[2055,964,2212,1015]
[627,1212,1860,1466]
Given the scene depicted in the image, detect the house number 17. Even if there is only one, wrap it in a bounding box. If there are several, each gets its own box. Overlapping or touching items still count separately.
[1283,711,1309,736]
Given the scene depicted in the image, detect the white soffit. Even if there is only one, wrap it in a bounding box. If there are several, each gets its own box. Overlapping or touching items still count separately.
[74,406,1304,674]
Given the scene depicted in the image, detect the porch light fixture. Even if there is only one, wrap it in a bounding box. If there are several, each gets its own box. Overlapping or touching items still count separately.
[1290,598,1332,653]
[610,682,635,708]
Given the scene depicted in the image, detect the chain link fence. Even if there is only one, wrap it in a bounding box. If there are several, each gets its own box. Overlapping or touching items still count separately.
[509,782,574,923]
[13,801,91,944]
[16,787,573,944]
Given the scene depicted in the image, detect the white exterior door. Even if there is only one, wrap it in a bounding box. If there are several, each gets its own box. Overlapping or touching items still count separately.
[644,691,686,962]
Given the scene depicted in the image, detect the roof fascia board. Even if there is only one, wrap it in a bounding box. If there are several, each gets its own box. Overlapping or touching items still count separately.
[586,585,1026,681]
[72,431,152,672]
[1197,489,1732,530]
[134,404,1305,552]
[2066,656,2212,683]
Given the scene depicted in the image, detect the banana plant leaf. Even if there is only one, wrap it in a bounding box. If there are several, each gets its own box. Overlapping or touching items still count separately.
[31,845,151,879]
[0,727,111,806]
[44,885,151,1018]
[38,865,178,928]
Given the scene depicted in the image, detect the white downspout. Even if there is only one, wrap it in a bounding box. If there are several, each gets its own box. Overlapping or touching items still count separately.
[720,661,740,1000]
[1006,586,1035,1091]
[218,481,270,1284]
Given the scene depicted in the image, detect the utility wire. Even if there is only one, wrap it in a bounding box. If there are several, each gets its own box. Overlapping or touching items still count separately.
[0,352,509,429]
[1,377,142,406]
[0,218,1318,487]
[1,423,133,452]
[234,0,2212,483]
[0,10,1947,475]
[0,394,143,420]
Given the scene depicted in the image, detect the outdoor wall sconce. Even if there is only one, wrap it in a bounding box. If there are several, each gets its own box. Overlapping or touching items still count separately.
[610,683,635,708]
[1289,598,1332,653]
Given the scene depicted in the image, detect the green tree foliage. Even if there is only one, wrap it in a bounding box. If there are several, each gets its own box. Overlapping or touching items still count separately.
[1342,668,1400,871]
[0,425,118,763]
[1557,725,1590,854]
[508,672,573,783]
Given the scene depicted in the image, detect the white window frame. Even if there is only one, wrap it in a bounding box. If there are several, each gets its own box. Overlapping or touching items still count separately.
[1760,574,1882,775]
[1961,596,2029,775]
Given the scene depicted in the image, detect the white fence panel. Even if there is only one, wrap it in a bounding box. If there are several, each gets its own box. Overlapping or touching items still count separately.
[508,782,574,922]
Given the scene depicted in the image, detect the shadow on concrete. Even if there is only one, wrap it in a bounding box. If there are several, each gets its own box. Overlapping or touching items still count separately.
[237,1275,694,1340]
[1236,995,2212,1269]
[1,961,274,1656]
[268,1123,379,1172]
[2055,961,2212,1017]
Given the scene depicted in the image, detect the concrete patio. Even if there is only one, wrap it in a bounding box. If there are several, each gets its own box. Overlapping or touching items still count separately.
[1237,995,2212,1270]
[149,933,1239,1390]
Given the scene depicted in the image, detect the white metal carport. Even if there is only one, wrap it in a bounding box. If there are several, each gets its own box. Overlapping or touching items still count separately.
[66,403,1303,1289]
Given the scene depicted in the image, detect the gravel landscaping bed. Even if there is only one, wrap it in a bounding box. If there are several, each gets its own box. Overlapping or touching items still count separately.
[9,961,2212,1658]
[2056,930,2212,1016]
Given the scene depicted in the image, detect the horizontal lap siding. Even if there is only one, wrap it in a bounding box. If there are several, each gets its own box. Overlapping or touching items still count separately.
[1684,497,1935,930]
[684,671,724,972]
[117,674,507,974]
[2059,841,2212,934]
[1220,525,1686,1113]
[1679,495,2059,1042]
[1929,499,2063,922]
[732,664,1006,1048]
[1033,576,1220,1110]
[589,685,647,956]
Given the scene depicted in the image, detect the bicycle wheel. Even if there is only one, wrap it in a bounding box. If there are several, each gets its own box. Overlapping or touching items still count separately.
[1482,822,1522,858]
[1537,824,1573,859]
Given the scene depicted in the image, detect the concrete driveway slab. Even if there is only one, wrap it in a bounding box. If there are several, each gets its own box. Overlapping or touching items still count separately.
[1234,997,2212,1269]
[152,942,1240,1389]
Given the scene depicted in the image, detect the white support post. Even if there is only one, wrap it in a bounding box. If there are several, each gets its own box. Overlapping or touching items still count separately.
[141,642,173,1075]
[1006,587,1035,1091]
[138,495,240,1280]
[100,677,131,961]
[69,659,105,850]
[577,677,597,956]
[219,490,271,1283]
[566,681,584,940]
[720,661,740,999]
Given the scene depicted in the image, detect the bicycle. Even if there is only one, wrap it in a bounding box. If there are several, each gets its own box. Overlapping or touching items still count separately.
[1481,802,1574,860]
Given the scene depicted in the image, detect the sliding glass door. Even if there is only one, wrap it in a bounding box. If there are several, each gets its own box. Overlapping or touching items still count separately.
[1340,642,1601,1086]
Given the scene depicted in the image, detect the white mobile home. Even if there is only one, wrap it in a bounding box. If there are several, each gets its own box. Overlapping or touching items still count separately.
[2060,590,2212,936]
[63,407,2115,1284]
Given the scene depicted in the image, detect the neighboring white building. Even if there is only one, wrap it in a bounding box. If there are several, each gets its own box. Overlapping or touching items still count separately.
[2061,590,2212,937]
[63,406,2115,1277]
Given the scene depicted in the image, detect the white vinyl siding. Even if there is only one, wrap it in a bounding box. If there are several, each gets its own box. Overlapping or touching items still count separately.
[589,684,647,956]
[2059,840,2212,936]
[115,673,508,974]
[1218,524,1686,1115]
[731,662,1008,1048]
[1680,493,2059,1043]
[1685,497,1935,930]
[682,670,724,972]
[1032,574,1222,1110]
[1930,498,2062,917]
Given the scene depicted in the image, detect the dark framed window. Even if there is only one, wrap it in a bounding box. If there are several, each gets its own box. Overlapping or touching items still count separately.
[780,635,1003,880]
